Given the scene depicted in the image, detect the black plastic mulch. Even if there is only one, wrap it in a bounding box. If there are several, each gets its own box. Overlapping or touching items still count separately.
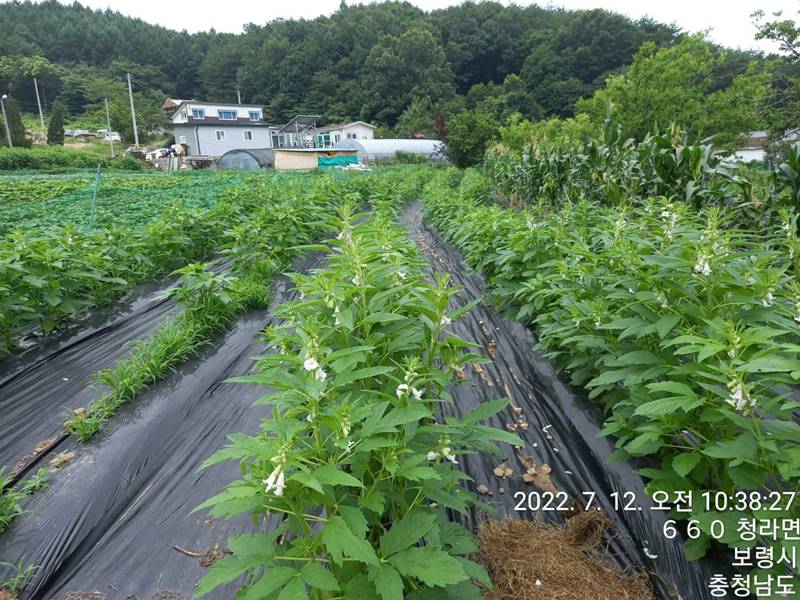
[0,276,181,476]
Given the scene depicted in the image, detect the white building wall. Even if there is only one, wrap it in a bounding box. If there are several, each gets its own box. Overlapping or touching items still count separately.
[733,148,765,163]
[171,104,263,124]
[341,123,374,140]
[173,125,273,157]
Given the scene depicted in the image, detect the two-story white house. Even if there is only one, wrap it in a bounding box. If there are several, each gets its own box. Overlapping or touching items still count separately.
[167,99,277,158]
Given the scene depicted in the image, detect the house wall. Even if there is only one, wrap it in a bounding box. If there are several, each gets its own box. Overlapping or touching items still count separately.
[173,125,273,157]
[342,123,374,140]
[274,151,319,171]
[734,147,765,163]
[172,104,262,125]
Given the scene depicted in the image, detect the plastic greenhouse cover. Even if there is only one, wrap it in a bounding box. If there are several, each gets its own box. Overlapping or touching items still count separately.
[0,214,720,599]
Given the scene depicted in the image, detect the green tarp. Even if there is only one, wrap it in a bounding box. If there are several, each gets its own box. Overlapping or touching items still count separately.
[318,155,358,170]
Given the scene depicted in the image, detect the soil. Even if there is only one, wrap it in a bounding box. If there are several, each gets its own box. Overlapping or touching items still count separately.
[478,512,655,600]
[0,589,16,600]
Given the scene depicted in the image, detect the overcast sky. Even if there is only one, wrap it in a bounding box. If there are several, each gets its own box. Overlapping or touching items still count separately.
[30,0,799,52]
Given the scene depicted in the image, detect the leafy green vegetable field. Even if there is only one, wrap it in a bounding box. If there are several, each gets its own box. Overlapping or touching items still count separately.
[0,171,245,235]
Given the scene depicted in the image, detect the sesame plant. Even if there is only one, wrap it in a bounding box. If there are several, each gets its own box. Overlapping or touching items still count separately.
[423,169,800,571]
[194,194,519,599]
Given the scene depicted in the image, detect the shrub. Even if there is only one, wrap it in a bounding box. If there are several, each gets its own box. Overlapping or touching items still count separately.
[0,147,143,171]
[47,101,65,146]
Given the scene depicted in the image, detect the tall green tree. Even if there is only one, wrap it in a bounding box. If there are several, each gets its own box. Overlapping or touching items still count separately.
[752,9,800,144]
[47,99,64,145]
[444,108,499,167]
[362,27,457,125]
[4,97,30,148]
[577,35,768,145]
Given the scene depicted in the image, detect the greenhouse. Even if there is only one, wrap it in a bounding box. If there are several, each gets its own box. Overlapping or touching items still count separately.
[216,148,275,170]
[333,138,446,164]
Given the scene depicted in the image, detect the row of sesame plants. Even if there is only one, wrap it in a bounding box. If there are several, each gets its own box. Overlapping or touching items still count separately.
[422,166,800,582]
[194,174,521,599]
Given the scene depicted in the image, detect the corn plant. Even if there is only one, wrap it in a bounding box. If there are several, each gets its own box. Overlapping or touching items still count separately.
[195,191,518,599]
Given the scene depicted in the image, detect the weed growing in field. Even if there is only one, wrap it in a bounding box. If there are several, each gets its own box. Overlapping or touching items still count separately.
[0,557,37,599]
[0,468,49,534]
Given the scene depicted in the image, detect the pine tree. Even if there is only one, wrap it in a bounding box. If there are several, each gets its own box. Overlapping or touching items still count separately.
[47,100,65,145]
[5,98,31,148]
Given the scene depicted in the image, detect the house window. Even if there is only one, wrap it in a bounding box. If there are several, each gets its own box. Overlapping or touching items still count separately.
[334,134,340,143]
[191,108,205,119]
[179,135,187,143]
[243,130,253,141]
[347,132,357,139]
[180,110,187,119]
[215,130,226,141]
[249,111,260,121]
[218,110,237,120]
[316,132,331,148]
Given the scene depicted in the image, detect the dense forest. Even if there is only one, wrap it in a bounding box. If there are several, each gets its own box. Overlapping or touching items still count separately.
[0,0,784,152]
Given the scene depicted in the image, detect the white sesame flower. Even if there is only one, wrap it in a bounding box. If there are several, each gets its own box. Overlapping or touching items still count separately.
[306,411,314,422]
[397,271,406,280]
[441,447,458,464]
[727,385,747,412]
[315,368,327,382]
[396,383,409,398]
[795,315,800,323]
[345,440,355,452]
[440,315,452,326]
[427,451,439,461]
[303,357,319,371]
[762,291,774,307]
[263,466,285,497]
[411,387,423,400]
[352,273,362,286]
[628,287,635,294]
[594,319,602,329]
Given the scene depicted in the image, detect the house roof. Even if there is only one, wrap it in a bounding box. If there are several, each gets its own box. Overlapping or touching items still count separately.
[315,121,376,133]
[738,131,769,150]
[162,97,194,110]
[278,115,322,133]
[167,99,265,114]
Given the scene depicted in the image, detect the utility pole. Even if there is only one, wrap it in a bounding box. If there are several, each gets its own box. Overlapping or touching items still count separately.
[104,98,115,158]
[0,95,11,147]
[237,89,242,104]
[126,72,139,148]
[33,78,44,128]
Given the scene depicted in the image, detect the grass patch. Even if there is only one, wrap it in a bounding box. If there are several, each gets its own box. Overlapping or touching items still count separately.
[66,269,269,442]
